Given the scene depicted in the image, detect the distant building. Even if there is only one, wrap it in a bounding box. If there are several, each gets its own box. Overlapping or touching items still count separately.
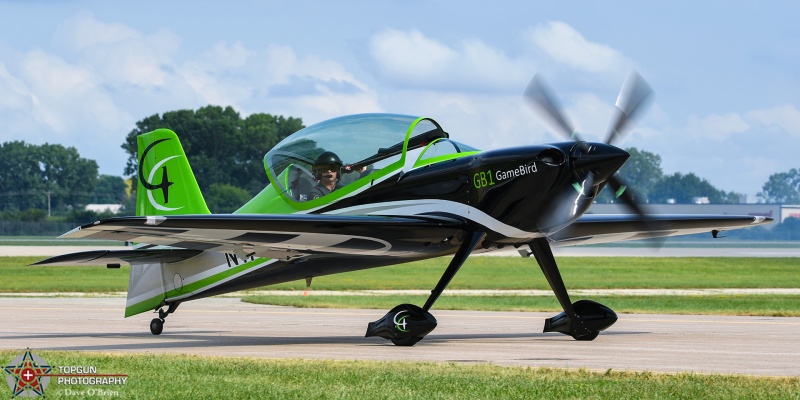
[782,205,800,222]
[85,204,122,214]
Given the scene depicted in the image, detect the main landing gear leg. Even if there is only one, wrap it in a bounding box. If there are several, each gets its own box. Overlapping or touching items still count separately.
[149,302,180,335]
[366,231,486,346]
[525,238,617,340]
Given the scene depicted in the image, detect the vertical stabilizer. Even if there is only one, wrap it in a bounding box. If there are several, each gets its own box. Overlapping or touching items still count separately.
[136,129,210,216]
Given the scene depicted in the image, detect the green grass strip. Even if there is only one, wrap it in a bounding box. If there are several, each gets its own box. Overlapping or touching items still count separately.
[1,350,797,399]
[242,294,800,317]
[5,256,800,293]
[1,257,131,292]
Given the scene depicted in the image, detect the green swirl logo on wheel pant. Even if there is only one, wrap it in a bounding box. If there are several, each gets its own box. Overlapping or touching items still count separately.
[394,311,410,332]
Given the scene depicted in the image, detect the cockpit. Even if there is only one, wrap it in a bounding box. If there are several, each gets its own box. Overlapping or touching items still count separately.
[264,113,479,205]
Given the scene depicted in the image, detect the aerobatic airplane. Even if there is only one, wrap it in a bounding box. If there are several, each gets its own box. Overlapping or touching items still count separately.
[36,73,771,346]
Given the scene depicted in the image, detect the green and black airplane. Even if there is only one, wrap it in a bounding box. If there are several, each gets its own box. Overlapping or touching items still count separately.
[36,73,771,346]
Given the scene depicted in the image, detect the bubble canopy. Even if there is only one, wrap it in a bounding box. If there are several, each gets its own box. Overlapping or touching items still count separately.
[264,113,476,204]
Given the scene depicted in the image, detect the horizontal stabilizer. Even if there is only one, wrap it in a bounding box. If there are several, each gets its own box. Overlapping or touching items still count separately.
[33,249,203,266]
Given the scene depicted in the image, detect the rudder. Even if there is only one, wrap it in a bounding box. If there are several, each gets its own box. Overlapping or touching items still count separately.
[136,129,210,216]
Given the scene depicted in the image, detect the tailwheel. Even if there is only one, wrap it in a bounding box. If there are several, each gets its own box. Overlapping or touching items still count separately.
[149,318,164,335]
[149,301,180,336]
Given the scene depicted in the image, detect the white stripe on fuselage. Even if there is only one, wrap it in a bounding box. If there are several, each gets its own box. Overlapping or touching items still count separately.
[324,199,542,240]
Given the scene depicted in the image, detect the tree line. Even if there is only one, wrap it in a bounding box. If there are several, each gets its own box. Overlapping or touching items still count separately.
[1,106,302,227]
[1,104,798,230]
[595,148,799,204]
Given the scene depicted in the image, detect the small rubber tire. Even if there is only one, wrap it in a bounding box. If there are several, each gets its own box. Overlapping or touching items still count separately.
[574,331,599,341]
[391,336,422,347]
[150,318,164,335]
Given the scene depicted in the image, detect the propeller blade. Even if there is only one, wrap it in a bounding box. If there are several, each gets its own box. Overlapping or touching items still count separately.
[524,75,582,141]
[606,175,644,216]
[604,71,653,145]
[524,71,659,249]
[606,175,665,248]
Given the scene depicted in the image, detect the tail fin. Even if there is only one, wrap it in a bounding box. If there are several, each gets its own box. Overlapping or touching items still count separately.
[136,129,210,216]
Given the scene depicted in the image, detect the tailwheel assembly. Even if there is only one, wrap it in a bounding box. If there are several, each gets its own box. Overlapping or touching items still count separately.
[149,302,180,335]
[149,318,164,335]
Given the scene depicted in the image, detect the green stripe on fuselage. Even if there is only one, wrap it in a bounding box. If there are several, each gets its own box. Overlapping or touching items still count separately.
[124,294,164,318]
[124,257,273,317]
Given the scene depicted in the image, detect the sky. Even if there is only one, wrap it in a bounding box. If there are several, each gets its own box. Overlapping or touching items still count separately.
[0,1,798,200]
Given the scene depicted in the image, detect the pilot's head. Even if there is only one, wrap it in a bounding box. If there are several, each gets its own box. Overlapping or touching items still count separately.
[313,151,343,181]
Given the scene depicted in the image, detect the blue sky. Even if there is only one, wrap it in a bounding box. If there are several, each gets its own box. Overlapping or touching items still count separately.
[1,1,798,199]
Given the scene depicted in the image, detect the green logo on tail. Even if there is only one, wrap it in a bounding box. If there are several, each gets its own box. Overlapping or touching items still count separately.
[139,138,181,211]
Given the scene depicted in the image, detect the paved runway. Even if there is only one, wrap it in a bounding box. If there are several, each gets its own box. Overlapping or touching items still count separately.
[1,297,798,376]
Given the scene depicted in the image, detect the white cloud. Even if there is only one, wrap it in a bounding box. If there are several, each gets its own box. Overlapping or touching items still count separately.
[745,104,800,136]
[177,42,379,118]
[1,48,133,176]
[299,92,382,117]
[179,62,252,109]
[686,112,750,141]
[55,12,141,51]
[7,12,380,140]
[58,13,180,89]
[369,29,458,81]
[0,62,31,111]
[202,42,254,71]
[20,50,129,135]
[179,42,257,108]
[368,29,531,91]
[682,104,800,143]
[527,21,630,74]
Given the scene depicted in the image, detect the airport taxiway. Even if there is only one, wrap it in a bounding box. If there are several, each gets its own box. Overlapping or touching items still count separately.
[1,297,798,377]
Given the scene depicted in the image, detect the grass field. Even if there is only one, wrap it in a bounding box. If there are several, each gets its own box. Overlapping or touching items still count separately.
[4,256,800,291]
[0,236,120,246]
[4,255,799,316]
[2,350,797,400]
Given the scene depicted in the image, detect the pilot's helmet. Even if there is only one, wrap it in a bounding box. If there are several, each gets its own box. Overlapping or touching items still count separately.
[313,151,343,178]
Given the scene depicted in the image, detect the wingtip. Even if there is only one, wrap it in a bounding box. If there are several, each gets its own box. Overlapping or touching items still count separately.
[58,226,82,238]
[752,216,773,225]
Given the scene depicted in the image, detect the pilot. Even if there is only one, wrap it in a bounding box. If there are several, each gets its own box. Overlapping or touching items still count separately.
[309,151,364,200]
[310,152,344,200]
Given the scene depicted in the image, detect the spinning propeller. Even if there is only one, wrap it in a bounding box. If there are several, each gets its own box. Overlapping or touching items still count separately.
[524,71,661,239]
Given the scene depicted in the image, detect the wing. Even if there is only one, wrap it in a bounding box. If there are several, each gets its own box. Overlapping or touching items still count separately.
[35,213,468,266]
[549,214,771,246]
